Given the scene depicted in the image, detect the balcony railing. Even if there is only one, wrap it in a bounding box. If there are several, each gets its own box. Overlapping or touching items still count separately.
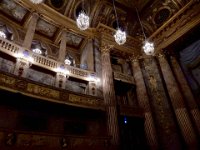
[0,38,20,55]
[0,37,95,81]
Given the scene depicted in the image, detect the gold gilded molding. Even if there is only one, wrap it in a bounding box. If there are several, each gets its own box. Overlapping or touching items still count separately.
[68,94,103,106]
[100,42,114,55]
[0,72,104,110]
[113,72,135,85]
[0,73,16,88]
[27,83,60,99]
[150,1,200,53]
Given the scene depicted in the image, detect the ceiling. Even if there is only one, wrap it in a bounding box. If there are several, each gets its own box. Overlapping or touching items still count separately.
[0,0,191,58]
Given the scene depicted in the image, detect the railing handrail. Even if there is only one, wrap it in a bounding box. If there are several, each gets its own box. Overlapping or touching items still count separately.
[0,37,96,81]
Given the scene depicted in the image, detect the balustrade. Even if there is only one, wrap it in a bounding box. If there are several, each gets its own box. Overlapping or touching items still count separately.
[0,37,95,82]
[0,37,20,55]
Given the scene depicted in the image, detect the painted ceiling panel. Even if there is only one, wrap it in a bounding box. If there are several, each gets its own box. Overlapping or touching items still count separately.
[36,19,57,37]
[66,32,83,48]
[0,0,28,22]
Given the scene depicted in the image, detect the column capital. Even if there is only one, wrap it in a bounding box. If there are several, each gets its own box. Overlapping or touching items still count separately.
[100,42,114,55]
[156,52,166,60]
[129,54,141,63]
[60,29,68,39]
[31,12,39,20]
[170,55,178,61]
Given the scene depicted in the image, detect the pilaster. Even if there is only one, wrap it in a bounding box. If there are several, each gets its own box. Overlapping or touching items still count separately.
[101,42,120,146]
[22,12,39,50]
[157,52,198,148]
[131,57,158,150]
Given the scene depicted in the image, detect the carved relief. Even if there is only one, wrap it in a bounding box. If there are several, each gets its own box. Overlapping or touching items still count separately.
[36,19,57,37]
[27,83,60,99]
[0,73,15,87]
[66,32,83,48]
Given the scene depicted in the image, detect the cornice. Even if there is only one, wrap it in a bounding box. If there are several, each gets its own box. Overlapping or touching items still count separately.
[96,23,142,55]
[149,0,200,53]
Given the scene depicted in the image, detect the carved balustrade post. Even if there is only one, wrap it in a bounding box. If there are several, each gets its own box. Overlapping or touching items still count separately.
[58,30,67,62]
[131,58,158,150]
[22,12,39,50]
[170,55,200,135]
[157,53,198,148]
[55,72,67,89]
[101,42,120,146]
[14,57,31,78]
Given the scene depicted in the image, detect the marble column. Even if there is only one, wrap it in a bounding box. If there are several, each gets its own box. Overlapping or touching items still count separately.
[170,56,200,135]
[158,53,198,148]
[58,30,67,62]
[101,43,120,146]
[22,12,39,50]
[131,58,158,150]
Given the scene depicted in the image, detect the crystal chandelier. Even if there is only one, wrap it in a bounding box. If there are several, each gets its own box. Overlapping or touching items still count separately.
[114,28,126,45]
[29,0,43,4]
[32,48,42,54]
[143,41,154,55]
[112,0,126,45]
[0,31,6,39]
[64,58,71,65]
[76,0,90,30]
[76,10,90,30]
[64,54,71,65]
[136,8,155,55]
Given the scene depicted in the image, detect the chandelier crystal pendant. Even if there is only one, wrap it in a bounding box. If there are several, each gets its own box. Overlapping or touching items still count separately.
[143,40,155,55]
[32,48,42,54]
[76,10,90,30]
[114,28,126,45]
[29,0,43,4]
[136,8,155,55]
[64,58,71,65]
[0,31,6,39]
[112,0,126,45]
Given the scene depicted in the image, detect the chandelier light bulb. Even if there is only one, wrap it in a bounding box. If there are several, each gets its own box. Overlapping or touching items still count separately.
[0,31,6,39]
[114,28,126,45]
[32,48,42,54]
[143,40,155,55]
[76,11,90,30]
[29,0,43,4]
[64,58,71,65]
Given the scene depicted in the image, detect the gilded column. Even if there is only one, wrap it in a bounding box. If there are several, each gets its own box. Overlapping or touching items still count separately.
[58,30,67,62]
[101,43,120,146]
[170,56,200,135]
[131,58,158,150]
[158,53,198,148]
[22,12,39,49]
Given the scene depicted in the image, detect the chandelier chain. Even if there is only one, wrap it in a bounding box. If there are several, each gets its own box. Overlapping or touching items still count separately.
[112,0,119,29]
[82,0,84,12]
[135,7,147,40]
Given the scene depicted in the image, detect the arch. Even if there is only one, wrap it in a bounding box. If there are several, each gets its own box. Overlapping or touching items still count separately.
[0,20,20,42]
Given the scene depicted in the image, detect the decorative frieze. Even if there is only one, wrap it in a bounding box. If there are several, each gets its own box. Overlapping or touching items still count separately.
[0,130,111,149]
[0,72,104,110]
[113,71,135,84]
